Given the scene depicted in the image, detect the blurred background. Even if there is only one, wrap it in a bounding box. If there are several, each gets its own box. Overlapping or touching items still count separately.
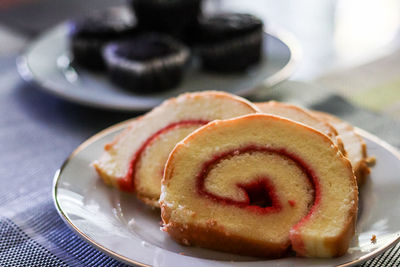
[1,0,399,78]
[2,0,400,117]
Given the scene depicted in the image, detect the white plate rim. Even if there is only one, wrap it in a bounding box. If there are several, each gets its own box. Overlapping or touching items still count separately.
[17,26,302,112]
[52,122,400,267]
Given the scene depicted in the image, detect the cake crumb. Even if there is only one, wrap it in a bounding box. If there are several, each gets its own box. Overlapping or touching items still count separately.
[127,218,136,228]
[288,200,296,207]
[371,234,377,243]
[366,157,376,166]
[206,219,218,227]
[181,238,191,246]
[190,211,197,218]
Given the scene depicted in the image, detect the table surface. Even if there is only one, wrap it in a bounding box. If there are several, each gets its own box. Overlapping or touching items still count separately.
[1,0,400,266]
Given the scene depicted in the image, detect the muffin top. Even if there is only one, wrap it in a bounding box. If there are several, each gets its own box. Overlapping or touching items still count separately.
[106,33,186,62]
[198,13,263,42]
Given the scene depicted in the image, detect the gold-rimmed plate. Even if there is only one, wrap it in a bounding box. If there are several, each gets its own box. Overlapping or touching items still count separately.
[18,19,301,112]
[53,122,400,267]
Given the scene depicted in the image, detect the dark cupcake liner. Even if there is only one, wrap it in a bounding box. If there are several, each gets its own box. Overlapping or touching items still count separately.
[129,0,202,38]
[103,35,190,93]
[68,7,137,71]
[70,37,108,70]
[198,29,263,72]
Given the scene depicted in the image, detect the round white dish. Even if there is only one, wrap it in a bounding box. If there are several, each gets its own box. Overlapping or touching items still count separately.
[53,122,400,267]
[18,24,301,111]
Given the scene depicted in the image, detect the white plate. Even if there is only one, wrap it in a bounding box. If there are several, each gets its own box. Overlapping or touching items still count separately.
[53,122,400,267]
[18,24,301,111]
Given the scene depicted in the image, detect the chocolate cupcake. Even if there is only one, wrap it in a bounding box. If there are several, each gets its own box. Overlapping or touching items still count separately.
[103,33,190,93]
[197,13,264,72]
[128,0,202,39]
[68,7,137,71]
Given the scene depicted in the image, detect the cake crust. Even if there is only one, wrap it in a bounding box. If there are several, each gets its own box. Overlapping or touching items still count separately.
[161,203,289,258]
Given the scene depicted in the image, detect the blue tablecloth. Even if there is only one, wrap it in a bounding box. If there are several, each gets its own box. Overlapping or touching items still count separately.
[0,55,132,266]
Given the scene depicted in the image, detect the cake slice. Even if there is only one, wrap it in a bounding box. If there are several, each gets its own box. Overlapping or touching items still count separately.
[312,111,371,185]
[160,114,358,258]
[93,91,259,207]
